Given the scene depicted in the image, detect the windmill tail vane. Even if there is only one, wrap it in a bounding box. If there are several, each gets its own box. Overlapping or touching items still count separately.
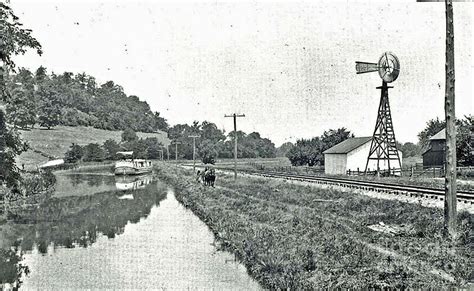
[355,62,379,74]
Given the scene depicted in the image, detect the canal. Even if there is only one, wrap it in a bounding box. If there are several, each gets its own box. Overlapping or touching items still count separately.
[0,173,260,290]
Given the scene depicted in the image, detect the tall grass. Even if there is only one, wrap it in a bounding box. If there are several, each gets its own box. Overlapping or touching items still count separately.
[156,164,472,289]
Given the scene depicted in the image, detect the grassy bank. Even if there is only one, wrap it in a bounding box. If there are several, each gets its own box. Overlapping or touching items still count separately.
[155,164,472,289]
[16,125,169,170]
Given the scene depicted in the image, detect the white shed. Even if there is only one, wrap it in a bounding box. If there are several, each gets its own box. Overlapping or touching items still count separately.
[323,137,402,175]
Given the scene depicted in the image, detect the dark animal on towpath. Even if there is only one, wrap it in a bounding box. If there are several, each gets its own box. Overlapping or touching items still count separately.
[203,168,216,187]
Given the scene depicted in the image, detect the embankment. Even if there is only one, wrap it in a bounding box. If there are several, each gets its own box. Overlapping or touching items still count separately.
[154,163,473,289]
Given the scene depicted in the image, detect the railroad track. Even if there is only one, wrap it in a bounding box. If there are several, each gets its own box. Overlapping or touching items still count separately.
[251,171,474,204]
[183,164,474,204]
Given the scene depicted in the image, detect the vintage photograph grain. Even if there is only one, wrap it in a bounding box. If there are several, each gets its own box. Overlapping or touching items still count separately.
[0,0,472,289]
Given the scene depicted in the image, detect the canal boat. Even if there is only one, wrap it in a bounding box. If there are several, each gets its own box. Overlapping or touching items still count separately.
[114,151,153,175]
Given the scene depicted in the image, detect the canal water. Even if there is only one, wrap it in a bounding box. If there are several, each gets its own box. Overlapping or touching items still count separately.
[0,173,260,290]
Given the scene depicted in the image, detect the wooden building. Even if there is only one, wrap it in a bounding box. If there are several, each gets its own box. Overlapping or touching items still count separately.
[323,137,402,175]
[422,128,446,167]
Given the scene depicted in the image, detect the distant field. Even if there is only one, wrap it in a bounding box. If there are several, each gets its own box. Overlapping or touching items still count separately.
[16,126,170,170]
[215,157,290,166]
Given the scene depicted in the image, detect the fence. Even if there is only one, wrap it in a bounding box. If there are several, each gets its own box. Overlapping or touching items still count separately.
[247,162,324,175]
[346,165,474,178]
[346,168,402,177]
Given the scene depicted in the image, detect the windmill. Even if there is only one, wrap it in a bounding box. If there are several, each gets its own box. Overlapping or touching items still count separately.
[356,52,402,176]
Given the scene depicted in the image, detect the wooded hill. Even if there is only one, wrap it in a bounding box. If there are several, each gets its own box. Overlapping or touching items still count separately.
[5,67,168,133]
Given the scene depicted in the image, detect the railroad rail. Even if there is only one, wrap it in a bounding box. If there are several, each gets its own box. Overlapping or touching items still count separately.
[252,171,474,204]
[183,164,474,204]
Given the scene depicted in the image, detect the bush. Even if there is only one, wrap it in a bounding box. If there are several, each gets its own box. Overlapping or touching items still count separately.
[82,143,105,162]
[64,143,83,163]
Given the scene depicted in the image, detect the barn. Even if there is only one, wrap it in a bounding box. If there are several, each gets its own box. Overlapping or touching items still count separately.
[422,128,445,167]
[323,137,402,175]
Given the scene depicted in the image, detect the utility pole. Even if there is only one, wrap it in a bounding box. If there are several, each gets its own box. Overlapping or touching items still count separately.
[444,0,457,239]
[0,39,6,104]
[224,113,245,179]
[172,141,181,164]
[188,135,200,173]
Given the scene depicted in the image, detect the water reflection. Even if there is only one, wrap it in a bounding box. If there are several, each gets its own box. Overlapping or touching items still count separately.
[0,173,165,290]
[115,174,153,191]
[1,173,260,290]
[20,190,261,290]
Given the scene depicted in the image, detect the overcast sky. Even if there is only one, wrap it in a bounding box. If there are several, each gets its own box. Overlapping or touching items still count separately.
[11,0,473,146]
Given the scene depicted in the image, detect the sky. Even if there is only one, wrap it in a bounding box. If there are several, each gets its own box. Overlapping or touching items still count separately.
[9,0,473,146]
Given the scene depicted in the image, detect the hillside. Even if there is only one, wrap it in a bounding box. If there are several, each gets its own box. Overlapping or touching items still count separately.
[16,126,170,170]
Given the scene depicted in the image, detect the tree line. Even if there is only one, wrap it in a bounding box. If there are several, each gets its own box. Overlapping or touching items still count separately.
[284,128,354,166]
[64,129,164,163]
[168,121,276,164]
[4,67,169,132]
[279,115,473,167]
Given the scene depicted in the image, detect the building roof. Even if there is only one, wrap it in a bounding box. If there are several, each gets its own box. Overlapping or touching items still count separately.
[429,128,446,140]
[323,137,372,154]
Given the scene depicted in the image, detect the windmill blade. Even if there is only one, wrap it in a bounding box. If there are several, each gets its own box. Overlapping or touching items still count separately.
[355,61,379,74]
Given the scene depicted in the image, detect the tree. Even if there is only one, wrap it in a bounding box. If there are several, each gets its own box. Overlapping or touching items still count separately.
[153,112,168,131]
[0,3,41,192]
[36,81,61,129]
[321,128,354,151]
[0,110,28,191]
[131,139,148,159]
[35,66,48,83]
[121,128,138,143]
[0,4,42,72]
[199,139,218,164]
[144,137,163,159]
[200,121,225,143]
[286,128,354,166]
[103,139,120,160]
[417,117,445,148]
[82,143,105,162]
[64,143,83,163]
[286,138,322,166]
[5,87,36,128]
[456,115,473,166]
[401,142,420,158]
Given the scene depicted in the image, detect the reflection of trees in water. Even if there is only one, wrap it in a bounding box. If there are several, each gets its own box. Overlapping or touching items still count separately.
[85,175,106,187]
[65,174,114,188]
[0,181,167,286]
[68,174,84,187]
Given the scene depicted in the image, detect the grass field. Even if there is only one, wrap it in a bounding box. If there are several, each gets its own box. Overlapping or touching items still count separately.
[16,126,170,170]
[155,163,472,289]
